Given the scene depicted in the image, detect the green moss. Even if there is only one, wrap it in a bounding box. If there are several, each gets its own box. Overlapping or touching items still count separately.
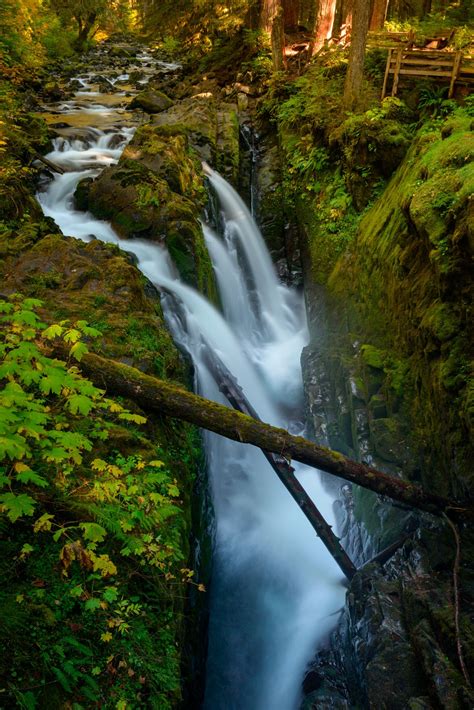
[360,344,385,370]
[328,113,474,493]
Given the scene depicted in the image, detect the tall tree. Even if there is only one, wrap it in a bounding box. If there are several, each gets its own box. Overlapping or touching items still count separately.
[283,0,300,28]
[259,0,286,70]
[343,0,370,109]
[312,0,337,54]
[369,0,388,29]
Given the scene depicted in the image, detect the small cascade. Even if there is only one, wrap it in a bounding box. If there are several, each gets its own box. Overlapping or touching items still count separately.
[36,57,346,710]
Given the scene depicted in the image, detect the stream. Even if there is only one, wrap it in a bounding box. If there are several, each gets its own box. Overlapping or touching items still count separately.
[36,47,346,709]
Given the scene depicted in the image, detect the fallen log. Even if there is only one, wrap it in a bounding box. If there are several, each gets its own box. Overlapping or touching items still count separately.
[68,349,469,518]
[33,153,65,174]
[203,346,357,580]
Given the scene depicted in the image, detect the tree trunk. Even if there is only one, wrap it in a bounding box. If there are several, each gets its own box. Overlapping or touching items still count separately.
[312,0,338,54]
[74,12,97,51]
[65,349,470,519]
[271,4,286,70]
[343,0,371,109]
[261,0,280,31]
[246,0,262,29]
[283,0,300,29]
[369,0,388,30]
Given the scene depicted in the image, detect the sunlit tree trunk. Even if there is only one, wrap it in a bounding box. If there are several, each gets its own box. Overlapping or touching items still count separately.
[312,0,337,54]
[369,0,388,29]
[343,0,370,109]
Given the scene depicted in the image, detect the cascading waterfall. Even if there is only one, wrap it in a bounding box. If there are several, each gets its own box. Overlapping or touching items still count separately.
[36,61,346,710]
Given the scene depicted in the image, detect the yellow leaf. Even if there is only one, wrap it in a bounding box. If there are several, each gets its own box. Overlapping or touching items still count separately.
[91,459,108,472]
[14,462,31,473]
[33,513,54,533]
[101,632,113,643]
[107,465,123,478]
[16,594,24,603]
[197,584,206,593]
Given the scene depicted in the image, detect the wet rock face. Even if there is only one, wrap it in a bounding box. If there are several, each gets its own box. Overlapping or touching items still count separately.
[302,524,474,710]
[299,119,474,704]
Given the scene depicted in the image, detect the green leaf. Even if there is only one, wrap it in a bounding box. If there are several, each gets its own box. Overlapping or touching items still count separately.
[52,666,72,693]
[84,598,101,612]
[67,394,94,416]
[0,492,36,521]
[39,372,64,395]
[69,342,88,362]
[63,636,93,656]
[80,522,107,543]
[42,324,64,340]
[13,310,43,327]
[0,434,27,460]
[63,329,81,344]
[22,298,43,310]
[16,469,49,488]
[118,412,147,424]
[102,586,119,603]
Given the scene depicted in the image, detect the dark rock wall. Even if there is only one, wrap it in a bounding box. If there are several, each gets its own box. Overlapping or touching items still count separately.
[296,116,474,708]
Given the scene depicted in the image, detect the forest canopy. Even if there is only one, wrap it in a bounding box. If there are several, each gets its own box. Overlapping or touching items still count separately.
[1,0,472,69]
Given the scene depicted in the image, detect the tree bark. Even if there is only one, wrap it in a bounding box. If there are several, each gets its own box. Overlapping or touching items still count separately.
[312,0,337,54]
[65,349,470,519]
[343,0,371,109]
[369,0,388,30]
[283,0,300,29]
[271,5,286,71]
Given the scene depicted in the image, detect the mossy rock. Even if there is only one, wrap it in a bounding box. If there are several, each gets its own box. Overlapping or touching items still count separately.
[129,89,174,113]
[86,126,217,303]
[329,115,474,492]
[152,96,240,183]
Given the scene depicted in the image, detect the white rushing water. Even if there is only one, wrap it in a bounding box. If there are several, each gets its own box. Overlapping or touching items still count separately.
[37,61,346,710]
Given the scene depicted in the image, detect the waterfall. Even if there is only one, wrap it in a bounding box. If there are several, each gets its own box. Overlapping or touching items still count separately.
[36,73,346,710]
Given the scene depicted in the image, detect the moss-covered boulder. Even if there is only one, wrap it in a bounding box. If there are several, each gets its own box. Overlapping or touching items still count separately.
[80,123,217,302]
[329,98,413,210]
[151,96,240,184]
[129,89,174,113]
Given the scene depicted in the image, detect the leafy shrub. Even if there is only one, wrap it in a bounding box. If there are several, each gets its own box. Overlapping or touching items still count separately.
[0,295,198,707]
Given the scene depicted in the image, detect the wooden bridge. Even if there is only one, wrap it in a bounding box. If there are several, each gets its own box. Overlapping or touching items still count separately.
[382,48,474,99]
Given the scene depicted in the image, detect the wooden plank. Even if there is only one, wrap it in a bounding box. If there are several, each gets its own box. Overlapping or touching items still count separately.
[400,58,455,67]
[382,48,392,99]
[398,69,453,77]
[392,48,403,96]
[449,51,463,98]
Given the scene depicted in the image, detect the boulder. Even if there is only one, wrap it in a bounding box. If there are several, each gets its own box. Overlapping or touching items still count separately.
[129,90,173,113]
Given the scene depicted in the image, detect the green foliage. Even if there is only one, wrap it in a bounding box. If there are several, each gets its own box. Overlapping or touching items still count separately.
[142,0,249,44]
[0,295,199,706]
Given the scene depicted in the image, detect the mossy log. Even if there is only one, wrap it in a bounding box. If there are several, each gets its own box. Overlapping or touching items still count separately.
[72,350,468,518]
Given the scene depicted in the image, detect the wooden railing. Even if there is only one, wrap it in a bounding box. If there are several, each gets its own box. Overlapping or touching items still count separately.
[382,48,474,99]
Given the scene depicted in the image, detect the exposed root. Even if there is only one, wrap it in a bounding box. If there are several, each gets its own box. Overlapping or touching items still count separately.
[443,513,472,688]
